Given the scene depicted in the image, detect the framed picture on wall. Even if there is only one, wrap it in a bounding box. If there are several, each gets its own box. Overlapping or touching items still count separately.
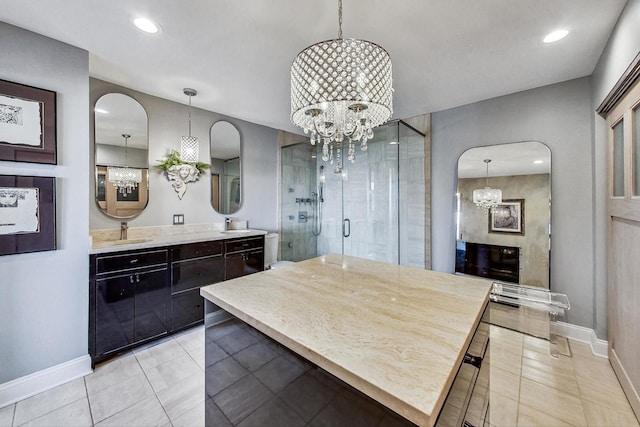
[489,199,524,235]
[0,175,56,256]
[0,79,57,164]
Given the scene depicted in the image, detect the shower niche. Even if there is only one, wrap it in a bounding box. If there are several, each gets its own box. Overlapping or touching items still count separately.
[280,120,428,268]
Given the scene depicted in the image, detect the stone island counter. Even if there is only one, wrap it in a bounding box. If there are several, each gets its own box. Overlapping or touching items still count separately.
[200,254,492,426]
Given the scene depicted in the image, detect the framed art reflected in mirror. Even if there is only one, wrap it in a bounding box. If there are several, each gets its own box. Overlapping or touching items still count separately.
[0,175,56,256]
[489,199,524,235]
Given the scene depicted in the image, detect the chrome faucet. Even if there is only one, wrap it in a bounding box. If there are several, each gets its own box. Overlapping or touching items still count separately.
[120,221,128,240]
[225,217,232,231]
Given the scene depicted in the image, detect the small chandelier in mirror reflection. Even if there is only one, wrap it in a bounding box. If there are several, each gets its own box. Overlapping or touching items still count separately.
[473,159,502,213]
[290,0,393,174]
[180,88,199,162]
[108,134,142,195]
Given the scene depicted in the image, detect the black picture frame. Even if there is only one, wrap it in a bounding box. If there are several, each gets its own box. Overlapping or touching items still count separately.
[0,175,56,256]
[0,79,57,164]
[489,199,525,235]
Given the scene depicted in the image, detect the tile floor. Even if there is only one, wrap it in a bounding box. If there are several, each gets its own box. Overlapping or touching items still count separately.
[0,324,638,427]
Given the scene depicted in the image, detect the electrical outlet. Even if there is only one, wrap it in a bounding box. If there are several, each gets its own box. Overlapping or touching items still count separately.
[173,214,184,225]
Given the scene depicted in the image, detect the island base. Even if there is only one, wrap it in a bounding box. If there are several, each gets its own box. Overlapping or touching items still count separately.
[203,301,417,426]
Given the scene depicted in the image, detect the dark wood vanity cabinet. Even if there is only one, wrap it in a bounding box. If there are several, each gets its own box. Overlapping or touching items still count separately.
[170,241,224,332]
[90,235,265,366]
[90,249,170,365]
[224,236,265,280]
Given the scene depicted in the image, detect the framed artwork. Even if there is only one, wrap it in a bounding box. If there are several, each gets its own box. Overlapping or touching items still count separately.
[0,175,56,256]
[489,199,524,235]
[0,79,57,164]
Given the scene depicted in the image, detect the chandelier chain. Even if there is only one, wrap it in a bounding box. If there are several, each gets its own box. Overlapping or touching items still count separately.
[338,0,343,39]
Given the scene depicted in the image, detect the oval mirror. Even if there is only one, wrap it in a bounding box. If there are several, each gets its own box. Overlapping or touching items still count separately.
[94,93,149,219]
[210,121,241,214]
[455,141,551,288]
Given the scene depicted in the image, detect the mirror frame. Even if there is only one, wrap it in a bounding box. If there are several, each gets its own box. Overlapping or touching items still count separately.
[210,120,242,215]
[455,141,551,288]
[94,93,149,219]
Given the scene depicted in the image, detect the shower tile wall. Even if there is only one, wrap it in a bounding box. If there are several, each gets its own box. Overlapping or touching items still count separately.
[280,144,318,261]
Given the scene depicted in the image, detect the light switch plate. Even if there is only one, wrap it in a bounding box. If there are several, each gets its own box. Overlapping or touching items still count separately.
[173,214,184,225]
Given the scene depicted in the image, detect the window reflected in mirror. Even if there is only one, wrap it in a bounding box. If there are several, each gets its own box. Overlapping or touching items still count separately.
[455,141,551,289]
[210,121,241,214]
[94,93,149,219]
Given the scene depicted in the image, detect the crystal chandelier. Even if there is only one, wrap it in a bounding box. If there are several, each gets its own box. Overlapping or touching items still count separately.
[180,88,199,162]
[473,159,502,212]
[108,134,142,195]
[290,0,393,174]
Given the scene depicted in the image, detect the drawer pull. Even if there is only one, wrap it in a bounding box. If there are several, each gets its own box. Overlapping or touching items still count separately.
[130,259,139,264]
[463,353,482,369]
[129,275,134,284]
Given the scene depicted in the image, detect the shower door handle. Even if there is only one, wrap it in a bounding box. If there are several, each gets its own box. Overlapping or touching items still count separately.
[343,218,351,238]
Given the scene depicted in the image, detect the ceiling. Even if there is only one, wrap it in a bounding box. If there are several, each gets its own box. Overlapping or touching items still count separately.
[0,1,627,135]
[457,141,551,178]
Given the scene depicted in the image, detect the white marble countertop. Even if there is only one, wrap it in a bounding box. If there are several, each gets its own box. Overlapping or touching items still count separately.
[89,229,267,254]
[201,254,492,427]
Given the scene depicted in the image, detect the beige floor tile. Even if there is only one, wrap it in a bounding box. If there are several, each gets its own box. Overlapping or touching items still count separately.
[519,377,587,425]
[582,399,640,427]
[156,372,205,421]
[576,375,635,414]
[96,395,170,427]
[189,346,206,370]
[88,373,155,423]
[18,398,91,427]
[488,394,518,427]
[491,346,522,376]
[146,351,203,393]
[521,355,579,396]
[517,402,574,426]
[0,404,14,427]
[135,338,188,371]
[568,340,594,359]
[522,348,575,374]
[572,355,620,386]
[523,335,554,355]
[175,326,205,353]
[85,352,143,396]
[13,378,87,426]
[171,400,205,427]
[490,367,520,399]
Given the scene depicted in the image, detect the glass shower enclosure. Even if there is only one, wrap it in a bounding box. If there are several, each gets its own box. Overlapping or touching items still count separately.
[280,120,427,268]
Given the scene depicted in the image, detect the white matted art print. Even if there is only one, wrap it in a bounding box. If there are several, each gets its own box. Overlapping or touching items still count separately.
[0,95,42,147]
[0,187,40,235]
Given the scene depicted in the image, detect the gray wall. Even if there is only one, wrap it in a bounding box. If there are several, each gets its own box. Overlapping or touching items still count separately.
[590,0,640,339]
[0,23,89,383]
[90,79,279,232]
[431,77,594,330]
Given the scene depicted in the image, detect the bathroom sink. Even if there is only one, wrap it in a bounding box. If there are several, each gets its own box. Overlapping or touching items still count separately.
[95,238,152,247]
[220,229,252,234]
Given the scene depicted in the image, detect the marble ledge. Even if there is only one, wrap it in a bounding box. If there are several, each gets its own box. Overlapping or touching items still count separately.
[89,222,265,254]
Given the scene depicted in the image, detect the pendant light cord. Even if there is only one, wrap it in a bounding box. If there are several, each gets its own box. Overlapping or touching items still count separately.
[338,0,343,39]
[188,95,192,137]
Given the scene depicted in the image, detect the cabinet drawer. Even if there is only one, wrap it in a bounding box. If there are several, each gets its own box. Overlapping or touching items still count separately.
[96,249,168,274]
[225,236,263,254]
[171,256,225,293]
[171,290,204,331]
[172,241,223,261]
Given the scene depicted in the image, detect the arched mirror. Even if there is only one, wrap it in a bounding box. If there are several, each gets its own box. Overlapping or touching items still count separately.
[455,141,551,288]
[210,121,241,214]
[94,93,149,218]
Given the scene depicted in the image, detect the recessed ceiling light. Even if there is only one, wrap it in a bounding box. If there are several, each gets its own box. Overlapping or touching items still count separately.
[543,29,569,44]
[533,160,544,164]
[133,17,161,34]
[94,108,109,114]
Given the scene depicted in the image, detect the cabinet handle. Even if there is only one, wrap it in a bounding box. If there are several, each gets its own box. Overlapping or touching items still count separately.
[136,274,140,283]
[129,275,134,284]
[130,258,139,264]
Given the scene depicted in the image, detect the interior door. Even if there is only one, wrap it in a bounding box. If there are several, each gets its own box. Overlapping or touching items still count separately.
[606,75,640,418]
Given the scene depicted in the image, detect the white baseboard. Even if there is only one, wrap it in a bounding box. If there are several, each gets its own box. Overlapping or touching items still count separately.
[0,355,92,408]
[551,321,608,358]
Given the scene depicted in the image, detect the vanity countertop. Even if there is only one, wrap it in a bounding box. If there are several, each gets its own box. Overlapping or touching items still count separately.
[89,229,267,254]
[200,254,492,427]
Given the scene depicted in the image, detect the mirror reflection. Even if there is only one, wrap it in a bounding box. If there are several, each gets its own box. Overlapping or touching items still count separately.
[455,141,551,288]
[210,121,241,214]
[94,93,149,218]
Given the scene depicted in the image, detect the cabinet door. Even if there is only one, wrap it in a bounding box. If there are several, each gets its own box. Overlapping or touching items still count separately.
[171,256,224,294]
[171,290,205,331]
[95,274,135,357]
[225,249,264,280]
[134,268,169,342]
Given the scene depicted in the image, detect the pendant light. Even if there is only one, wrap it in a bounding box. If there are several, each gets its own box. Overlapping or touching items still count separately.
[180,88,199,162]
[473,159,502,212]
[108,134,142,195]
